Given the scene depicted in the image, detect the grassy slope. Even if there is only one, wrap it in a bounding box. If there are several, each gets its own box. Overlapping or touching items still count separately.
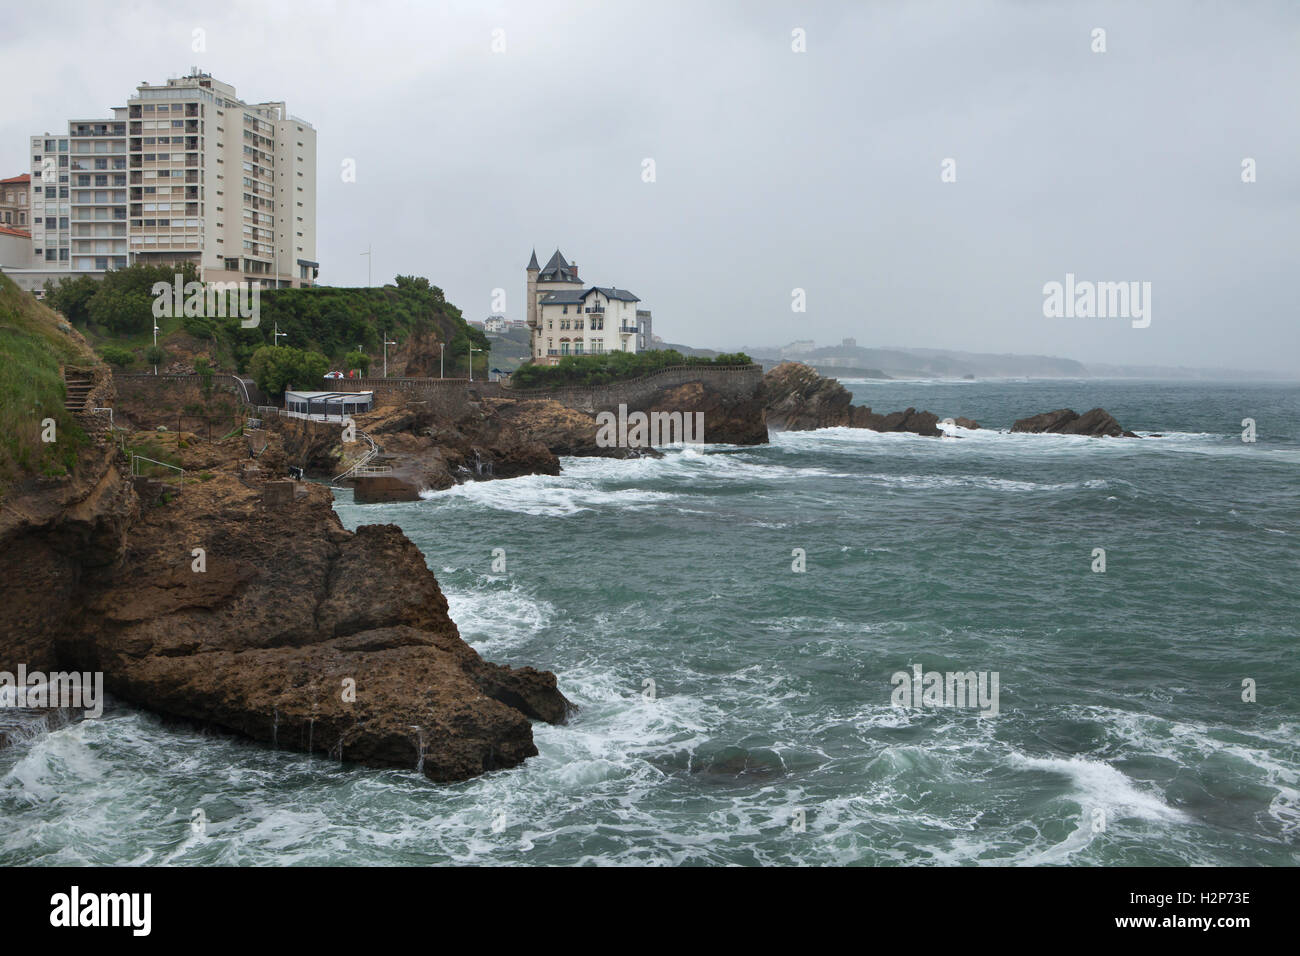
[0,273,94,495]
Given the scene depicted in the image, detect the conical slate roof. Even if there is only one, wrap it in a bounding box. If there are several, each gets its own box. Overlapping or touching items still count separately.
[538,249,581,283]
[527,248,539,270]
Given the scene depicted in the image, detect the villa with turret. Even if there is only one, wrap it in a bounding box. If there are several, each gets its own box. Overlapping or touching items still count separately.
[525,249,644,365]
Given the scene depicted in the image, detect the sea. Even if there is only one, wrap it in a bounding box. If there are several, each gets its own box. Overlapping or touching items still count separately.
[2,379,1297,865]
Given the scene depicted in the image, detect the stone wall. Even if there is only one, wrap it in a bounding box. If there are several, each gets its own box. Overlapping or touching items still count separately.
[326,365,764,414]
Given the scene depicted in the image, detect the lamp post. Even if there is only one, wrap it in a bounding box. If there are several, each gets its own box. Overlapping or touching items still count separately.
[439,343,445,379]
[152,321,160,375]
[273,322,288,346]
[383,338,396,378]
[468,346,482,382]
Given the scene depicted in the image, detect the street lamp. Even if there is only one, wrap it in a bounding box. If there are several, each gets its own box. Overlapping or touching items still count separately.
[383,338,397,378]
[273,322,288,346]
[468,346,483,382]
[439,343,445,379]
[152,321,160,375]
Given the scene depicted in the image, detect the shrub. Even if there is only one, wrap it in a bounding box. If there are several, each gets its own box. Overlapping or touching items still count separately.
[509,350,752,389]
[98,345,135,368]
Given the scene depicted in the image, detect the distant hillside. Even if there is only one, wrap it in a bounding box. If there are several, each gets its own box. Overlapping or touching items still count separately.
[732,344,1089,379]
[485,326,533,372]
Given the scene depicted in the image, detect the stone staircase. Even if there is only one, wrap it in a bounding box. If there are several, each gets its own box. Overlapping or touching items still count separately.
[63,369,93,413]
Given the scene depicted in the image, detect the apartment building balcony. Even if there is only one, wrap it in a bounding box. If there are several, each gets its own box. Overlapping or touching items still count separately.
[619,324,637,334]
[71,124,127,137]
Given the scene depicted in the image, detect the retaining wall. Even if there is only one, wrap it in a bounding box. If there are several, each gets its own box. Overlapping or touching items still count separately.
[326,365,763,413]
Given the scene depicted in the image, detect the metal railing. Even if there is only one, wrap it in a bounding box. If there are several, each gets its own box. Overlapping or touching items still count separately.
[331,430,380,484]
[131,454,184,491]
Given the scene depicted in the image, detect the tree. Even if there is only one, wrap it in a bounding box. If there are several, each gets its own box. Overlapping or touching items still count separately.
[74,262,201,335]
[394,275,431,292]
[344,350,371,374]
[145,345,166,367]
[248,345,330,396]
[44,275,100,326]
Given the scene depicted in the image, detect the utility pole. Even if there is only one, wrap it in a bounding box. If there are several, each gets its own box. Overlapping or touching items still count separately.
[152,321,160,375]
[440,343,445,379]
[383,338,396,378]
[468,345,483,382]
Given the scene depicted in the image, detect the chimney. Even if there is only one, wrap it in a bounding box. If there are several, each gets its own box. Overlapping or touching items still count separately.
[571,262,578,278]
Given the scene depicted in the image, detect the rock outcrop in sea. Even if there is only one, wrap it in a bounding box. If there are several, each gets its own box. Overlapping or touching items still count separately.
[1011,408,1138,438]
[762,362,943,436]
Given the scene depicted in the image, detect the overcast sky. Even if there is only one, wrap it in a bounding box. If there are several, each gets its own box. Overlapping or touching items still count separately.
[3,0,1296,372]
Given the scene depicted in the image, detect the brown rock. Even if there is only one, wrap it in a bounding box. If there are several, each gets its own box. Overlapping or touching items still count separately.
[1011,407,1136,438]
[764,363,944,437]
[59,470,572,781]
[644,381,768,446]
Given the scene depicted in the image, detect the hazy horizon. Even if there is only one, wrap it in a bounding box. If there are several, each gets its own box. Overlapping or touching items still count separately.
[2,0,1296,375]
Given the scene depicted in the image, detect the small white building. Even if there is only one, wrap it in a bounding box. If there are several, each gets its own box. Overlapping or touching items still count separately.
[536,285,641,359]
[484,314,506,333]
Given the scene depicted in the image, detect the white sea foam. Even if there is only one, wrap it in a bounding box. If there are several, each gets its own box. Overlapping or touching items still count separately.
[1009,754,1187,824]
[421,472,677,516]
[444,584,557,654]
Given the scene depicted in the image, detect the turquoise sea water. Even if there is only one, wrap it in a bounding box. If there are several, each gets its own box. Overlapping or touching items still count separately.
[2,380,1297,865]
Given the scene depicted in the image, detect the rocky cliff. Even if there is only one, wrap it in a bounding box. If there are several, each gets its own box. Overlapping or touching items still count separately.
[1,294,570,779]
[66,465,569,781]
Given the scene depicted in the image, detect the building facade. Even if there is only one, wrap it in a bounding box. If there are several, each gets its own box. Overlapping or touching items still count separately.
[0,174,29,228]
[15,69,316,293]
[525,248,643,364]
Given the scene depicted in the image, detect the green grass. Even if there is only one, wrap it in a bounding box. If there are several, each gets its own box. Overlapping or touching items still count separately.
[0,274,94,496]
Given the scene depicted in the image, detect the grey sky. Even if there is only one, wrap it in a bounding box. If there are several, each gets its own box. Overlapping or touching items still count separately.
[3,0,1296,372]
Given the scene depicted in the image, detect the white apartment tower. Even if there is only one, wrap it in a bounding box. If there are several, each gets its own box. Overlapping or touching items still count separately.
[27,69,317,288]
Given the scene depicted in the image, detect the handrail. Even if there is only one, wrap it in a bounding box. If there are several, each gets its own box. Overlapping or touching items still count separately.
[331,430,379,484]
[131,454,184,490]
